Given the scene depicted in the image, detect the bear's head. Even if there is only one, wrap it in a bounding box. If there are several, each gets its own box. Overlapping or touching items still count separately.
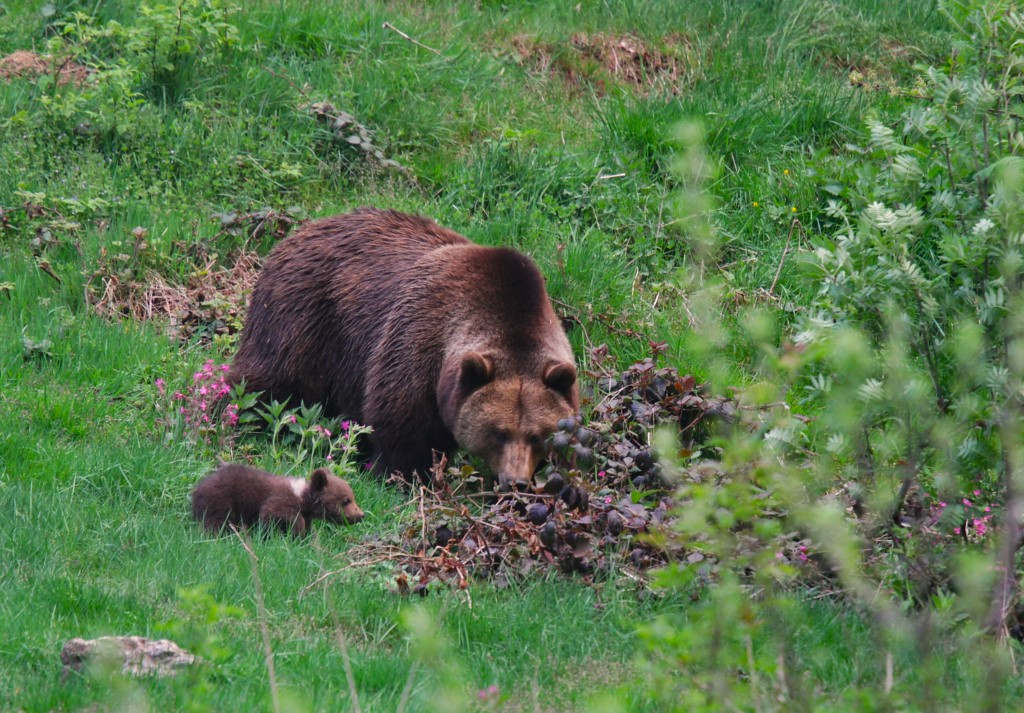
[439,351,579,492]
[307,468,364,524]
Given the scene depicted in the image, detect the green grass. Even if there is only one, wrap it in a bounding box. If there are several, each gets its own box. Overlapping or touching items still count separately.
[0,0,979,710]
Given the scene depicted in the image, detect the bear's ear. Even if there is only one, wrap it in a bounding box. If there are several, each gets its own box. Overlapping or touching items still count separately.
[309,468,330,491]
[460,351,494,393]
[542,361,577,396]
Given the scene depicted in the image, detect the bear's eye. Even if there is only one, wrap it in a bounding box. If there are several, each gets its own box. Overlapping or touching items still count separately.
[492,429,510,444]
[342,498,351,506]
[527,434,542,447]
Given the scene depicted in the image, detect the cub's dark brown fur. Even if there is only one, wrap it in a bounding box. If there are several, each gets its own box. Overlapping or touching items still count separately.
[230,208,578,490]
[191,464,363,537]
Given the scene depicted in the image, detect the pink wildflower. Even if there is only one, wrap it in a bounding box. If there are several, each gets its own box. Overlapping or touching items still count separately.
[963,499,972,507]
[598,470,606,478]
[326,454,333,461]
[938,501,947,508]
[324,428,332,437]
[973,490,981,496]
[156,378,166,395]
[290,415,297,424]
[342,421,351,431]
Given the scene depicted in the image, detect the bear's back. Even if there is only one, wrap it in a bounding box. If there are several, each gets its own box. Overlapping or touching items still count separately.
[230,209,475,416]
[191,464,290,531]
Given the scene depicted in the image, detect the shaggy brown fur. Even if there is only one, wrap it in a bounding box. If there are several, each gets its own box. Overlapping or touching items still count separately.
[229,208,578,490]
[191,464,363,537]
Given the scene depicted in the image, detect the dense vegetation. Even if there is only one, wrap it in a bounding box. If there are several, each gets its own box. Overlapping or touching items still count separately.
[3,0,1024,710]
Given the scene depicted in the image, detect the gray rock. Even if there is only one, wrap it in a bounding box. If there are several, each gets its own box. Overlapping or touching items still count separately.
[60,636,196,679]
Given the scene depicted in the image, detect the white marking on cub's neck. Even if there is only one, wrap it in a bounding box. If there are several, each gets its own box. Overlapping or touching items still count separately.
[287,477,308,498]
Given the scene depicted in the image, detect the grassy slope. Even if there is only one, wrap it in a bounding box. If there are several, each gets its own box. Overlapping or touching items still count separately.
[0,0,957,710]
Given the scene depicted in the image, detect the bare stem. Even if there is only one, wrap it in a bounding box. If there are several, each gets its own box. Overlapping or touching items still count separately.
[986,403,1024,636]
[232,526,281,713]
[769,219,803,296]
[382,22,443,56]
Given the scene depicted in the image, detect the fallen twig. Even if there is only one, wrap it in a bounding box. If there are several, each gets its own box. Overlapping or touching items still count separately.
[232,526,281,713]
[768,218,804,296]
[382,21,443,56]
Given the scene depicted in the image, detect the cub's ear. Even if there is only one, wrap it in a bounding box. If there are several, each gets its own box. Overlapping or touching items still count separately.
[309,468,330,491]
[460,351,494,392]
[542,361,577,395]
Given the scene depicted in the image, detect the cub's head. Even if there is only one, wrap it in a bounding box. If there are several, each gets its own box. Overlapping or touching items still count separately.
[439,351,579,492]
[307,468,364,525]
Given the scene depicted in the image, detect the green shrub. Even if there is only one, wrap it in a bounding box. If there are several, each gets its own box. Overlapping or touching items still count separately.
[623,2,1024,710]
[806,0,1024,526]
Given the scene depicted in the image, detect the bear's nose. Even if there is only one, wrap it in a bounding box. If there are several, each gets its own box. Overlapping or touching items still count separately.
[498,476,531,493]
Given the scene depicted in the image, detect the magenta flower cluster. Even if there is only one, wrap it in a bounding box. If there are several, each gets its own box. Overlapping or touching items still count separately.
[929,489,997,543]
[156,359,240,444]
[477,685,500,703]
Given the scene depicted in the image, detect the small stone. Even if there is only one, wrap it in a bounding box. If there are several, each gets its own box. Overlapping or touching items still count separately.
[526,503,549,525]
[433,524,454,548]
[557,417,577,433]
[576,427,597,446]
[551,432,572,451]
[573,445,594,469]
[539,520,557,548]
[60,636,195,680]
[542,472,565,495]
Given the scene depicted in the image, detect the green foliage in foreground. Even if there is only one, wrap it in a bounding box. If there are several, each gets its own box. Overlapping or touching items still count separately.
[621,3,1024,711]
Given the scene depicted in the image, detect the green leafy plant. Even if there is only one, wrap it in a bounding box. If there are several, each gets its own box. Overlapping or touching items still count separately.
[257,398,372,474]
[15,1,240,146]
[619,4,1024,708]
[122,0,240,102]
[801,0,1024,590]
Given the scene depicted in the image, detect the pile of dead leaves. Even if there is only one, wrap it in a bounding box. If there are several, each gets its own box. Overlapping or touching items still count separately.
[508,32,696,96]
[0,50,89,86]
[86,208,300,344]
[87,246,261,345]
[328,344,741,596]
[588,341,737,491]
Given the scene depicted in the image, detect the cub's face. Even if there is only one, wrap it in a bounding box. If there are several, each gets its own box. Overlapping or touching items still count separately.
[449,355,578,492]
[309,469,364,524]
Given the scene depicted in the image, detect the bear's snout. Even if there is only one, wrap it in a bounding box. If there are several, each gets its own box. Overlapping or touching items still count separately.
[495,439,541,493]
[343,506,365,524]
[498,475,532,493]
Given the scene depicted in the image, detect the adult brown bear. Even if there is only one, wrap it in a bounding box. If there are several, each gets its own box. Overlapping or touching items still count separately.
[230,208,579,490]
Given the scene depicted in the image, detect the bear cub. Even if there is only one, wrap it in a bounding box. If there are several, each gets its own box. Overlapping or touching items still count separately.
[191,464,363,537]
